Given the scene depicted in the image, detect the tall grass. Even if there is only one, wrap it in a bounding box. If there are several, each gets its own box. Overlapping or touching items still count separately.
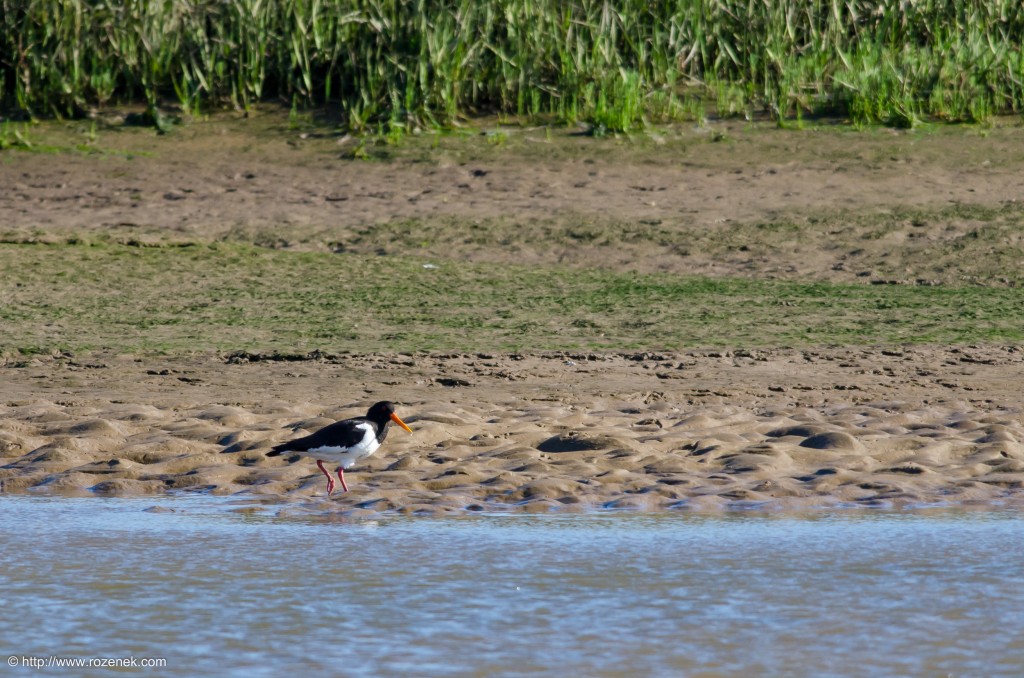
[2,0,1023,130]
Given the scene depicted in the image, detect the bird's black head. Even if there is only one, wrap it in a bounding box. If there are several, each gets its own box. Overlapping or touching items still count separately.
[366,400,413,433]
[366,401,396,419]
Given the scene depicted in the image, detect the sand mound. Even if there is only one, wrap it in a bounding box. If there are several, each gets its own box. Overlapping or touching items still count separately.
[536,432,636,453]
[799,431,863,451]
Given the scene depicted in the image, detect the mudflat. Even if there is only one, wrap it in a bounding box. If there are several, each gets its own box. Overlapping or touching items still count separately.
[2,111,1023,513]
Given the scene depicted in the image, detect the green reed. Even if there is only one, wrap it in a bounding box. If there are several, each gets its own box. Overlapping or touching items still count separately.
[2,0,1023,130]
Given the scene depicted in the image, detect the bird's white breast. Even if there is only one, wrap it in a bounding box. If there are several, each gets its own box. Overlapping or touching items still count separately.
[307,423,379,469]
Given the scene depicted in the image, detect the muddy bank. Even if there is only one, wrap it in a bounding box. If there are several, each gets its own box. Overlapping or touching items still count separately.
[4,115,1024,286]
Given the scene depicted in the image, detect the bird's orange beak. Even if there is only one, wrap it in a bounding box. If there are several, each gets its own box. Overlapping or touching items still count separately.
[391,412,413,433]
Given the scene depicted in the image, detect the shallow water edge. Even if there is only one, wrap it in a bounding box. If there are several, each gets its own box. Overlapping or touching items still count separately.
[2,495,1023,677]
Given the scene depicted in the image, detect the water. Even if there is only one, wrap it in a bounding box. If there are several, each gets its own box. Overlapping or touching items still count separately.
[1,497,1022,677]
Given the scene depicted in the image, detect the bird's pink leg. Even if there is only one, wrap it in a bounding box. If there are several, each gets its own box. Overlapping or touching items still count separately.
[317,460,335,496]
[336,467,349,493]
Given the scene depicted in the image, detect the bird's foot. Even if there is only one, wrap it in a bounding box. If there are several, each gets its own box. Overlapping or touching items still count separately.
[318,460,336,497]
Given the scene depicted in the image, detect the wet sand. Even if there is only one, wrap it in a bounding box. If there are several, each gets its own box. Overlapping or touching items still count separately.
[3,346,1023,514]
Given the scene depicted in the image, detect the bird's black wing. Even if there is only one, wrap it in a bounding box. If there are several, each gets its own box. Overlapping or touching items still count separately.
[266,417,372,456]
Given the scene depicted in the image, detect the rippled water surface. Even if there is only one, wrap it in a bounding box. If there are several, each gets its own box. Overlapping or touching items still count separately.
[1,496,1022,677]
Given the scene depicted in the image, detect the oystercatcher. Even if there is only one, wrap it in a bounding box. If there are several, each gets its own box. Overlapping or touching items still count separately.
[267,401,413,495]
